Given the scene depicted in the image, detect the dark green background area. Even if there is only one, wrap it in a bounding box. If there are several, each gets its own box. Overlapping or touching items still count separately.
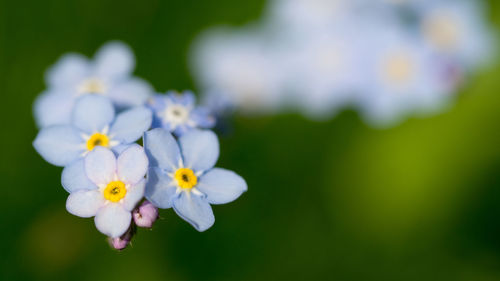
[1,1,500,280]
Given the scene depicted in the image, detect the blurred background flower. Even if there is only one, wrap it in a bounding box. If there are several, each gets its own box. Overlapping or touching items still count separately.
[191,0,497,126]
[1,0,500,280]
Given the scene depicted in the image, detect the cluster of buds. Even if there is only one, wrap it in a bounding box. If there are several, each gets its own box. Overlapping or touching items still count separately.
[109,200,159,250]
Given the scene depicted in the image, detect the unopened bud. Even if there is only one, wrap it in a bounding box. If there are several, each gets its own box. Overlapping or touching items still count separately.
[133,200,159,228]
[108,227,134,250]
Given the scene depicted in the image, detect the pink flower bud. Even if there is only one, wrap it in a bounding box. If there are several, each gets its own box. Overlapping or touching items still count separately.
[133,200,159,228]
[108,227,134,250]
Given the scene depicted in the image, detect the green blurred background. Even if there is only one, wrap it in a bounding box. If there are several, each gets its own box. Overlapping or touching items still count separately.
[1,0,500,280]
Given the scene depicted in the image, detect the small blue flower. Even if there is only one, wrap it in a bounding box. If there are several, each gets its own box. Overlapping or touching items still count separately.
[144,128,247,231]
[357,22,453,126]
[64,145,148,238]
[33,95,152,169]
[417,0,495,70]
[148,91,215,136]
[34,41,153,128]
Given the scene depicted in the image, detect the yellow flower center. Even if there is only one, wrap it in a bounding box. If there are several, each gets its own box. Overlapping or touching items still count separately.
[382,53,414,85]
[174,168,198,189]
[423,15,460,50]
[103,181,127,202]
[78,78,107,94]
[86,133,110,151]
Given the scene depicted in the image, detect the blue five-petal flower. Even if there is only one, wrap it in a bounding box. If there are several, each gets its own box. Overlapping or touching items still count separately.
[65,145,148,238]
[33,41,153,128]
[144,128,247,231]
[33,95,152,168]
[148,90,215,137]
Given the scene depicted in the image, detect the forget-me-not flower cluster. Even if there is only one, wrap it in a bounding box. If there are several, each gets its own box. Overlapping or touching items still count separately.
[32,42,246,250]
[191,0,496,126]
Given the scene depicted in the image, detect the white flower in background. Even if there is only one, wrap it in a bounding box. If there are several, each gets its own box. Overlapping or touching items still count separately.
[34,41,153,128]
[191,28,287,113]
[417,0,496,70]
[357,24,454,126]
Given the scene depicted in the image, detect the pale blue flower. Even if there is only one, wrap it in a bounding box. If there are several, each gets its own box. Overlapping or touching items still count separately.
[416,0,496,70]
[34,41,153,128]
[33,95,152,167]
[64,145,148,238]
[144,128,247,232]
[357,22,454,126]
[148,91,215,136]
[278,22,365,120]
[190,28,288,113]
[267,0,354,31]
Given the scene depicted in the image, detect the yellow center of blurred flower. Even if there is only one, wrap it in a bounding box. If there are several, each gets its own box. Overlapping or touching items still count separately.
[383,53,414,84]
[174,168,197,189]
[78,78,107,94]
[423,15,460,50]
[86,133,110,151]
[104,181,127,202]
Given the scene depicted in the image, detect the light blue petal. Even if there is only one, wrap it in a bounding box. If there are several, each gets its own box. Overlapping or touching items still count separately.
[108,78,153,108]
[178,130,219,172]
[144,128,182,172]
[94,41,135,79]
[145,167,178,209]
[66,189,104,218]
[111,144,131,155]
[33,125,84,167]
[166,90,195,107]
[33,91,75,128]
[117,144,148,185]
[61,159,98,193]
[157,119,173,132]
[197,168,247,205]
[122,179,146,211]
[94,204,132,238]
[173,124,190,137]
[72,95,115,134]
[190,107,216,129]
[109,106,152,144]
[173,191,214,232]
[45,53,90,87]
[147,94,167,113]
[85,147,116,185]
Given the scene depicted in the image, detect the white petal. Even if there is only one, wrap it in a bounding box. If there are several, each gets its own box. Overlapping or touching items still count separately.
[94,204,132,238]
[117,144,148,185]
[66,190,104,218]
[122,179,146,211]
[85,147,116,185]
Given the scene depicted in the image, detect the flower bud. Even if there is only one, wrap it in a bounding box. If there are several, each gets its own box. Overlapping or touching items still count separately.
[133,200,159,228]
[108,227,134,250]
